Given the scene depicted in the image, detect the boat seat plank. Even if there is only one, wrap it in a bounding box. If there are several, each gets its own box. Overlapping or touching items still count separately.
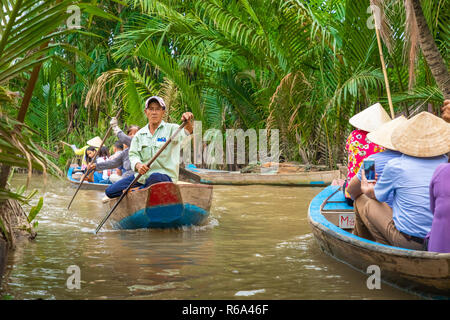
[322,188,354,211]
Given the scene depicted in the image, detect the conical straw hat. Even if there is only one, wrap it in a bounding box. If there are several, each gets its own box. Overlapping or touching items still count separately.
[87,136,102,148]
[349,103,392,132]
[391,111,450,157]
[367,116,407,150]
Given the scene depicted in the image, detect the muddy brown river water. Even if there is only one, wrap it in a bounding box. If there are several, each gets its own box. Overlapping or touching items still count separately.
[1,174,417,299]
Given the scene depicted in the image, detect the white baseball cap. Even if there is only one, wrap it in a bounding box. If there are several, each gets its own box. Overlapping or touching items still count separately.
[145,96,166,109]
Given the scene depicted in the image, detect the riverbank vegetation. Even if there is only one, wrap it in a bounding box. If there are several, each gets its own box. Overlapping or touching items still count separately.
[0,0,449,243]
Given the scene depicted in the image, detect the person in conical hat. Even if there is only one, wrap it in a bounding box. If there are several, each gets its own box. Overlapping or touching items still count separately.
[343,103,391,205]
[354,111,449,250]
[68,142,100,171]
[391,111,450,158]
[347,116,406,209]
[67,136,103,171]
[86,136,102,148]
[349,102,392,132]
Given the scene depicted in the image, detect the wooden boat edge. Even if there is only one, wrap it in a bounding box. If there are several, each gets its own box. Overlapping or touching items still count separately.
[101,181,213,229]
[66,168,109,190]
[101,182,213,205]
[308,186,450,259]
[308,186,450,298]
[181,167,341,186]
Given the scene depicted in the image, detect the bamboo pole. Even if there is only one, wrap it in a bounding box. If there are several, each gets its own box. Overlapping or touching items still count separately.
[373,9,395,119]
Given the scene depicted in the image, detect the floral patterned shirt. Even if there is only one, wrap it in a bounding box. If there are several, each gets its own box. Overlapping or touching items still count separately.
[345,129,384,198]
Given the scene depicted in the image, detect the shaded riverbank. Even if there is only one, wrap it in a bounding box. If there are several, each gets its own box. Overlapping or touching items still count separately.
[1,174,417,299]
[0,238,6,286]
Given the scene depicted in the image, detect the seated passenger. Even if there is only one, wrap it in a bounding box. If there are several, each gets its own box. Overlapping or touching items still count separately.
[93,146,111,184]
[354,112,449,250]
[86,123,140,184]
[347,116,406,208]
[343,103,391,205]
[79,146,98,182]
[109,141,124,160]
[69,136,102,170]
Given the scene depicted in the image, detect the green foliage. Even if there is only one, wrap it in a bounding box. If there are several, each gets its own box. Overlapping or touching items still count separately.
[27,196,43,223]
[124,69,147,127]
[2,0,448,173]
[0,114,61,178]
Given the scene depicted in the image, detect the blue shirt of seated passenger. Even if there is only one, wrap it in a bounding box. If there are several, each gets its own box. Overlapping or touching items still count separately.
[374,154,448,238]
[356,150,402,208]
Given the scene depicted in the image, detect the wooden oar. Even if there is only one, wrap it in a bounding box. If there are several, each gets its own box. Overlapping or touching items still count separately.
[60,140,73,147]
[67,108,122,210]
[94,121,187,234]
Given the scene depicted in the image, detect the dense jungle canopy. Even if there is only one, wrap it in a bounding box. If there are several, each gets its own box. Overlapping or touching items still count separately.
[0,0,449,206]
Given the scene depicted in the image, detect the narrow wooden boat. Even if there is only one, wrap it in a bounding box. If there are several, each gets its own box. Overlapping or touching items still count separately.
[102,181,213,229]
[66,166,110,191]
[308,185,450,299]
[180,164,341,186]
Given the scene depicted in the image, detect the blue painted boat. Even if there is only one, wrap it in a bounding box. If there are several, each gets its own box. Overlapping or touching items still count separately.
[308,185,450,299]
[180,164,341,186]
[66,166,110,191]
[102,182,213,230]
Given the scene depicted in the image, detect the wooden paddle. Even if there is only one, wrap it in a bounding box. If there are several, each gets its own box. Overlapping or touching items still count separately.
[60,140,73,147]
[67,108,123,210]
[94,121,187,234]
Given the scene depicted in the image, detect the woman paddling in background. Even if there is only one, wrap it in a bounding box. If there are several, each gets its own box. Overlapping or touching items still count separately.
[86,121,140,184]
[69,136,102,171]
[343,103,391,206]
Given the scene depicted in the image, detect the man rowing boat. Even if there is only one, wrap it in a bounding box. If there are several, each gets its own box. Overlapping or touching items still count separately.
[104,96,194,198]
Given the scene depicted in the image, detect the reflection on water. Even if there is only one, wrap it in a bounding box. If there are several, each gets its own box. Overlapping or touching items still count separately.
[1,174,416,299]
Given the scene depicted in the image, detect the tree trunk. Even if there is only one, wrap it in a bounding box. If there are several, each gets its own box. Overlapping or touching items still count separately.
[0,164,10,191]
[16,62,43,123]
[0,235,7,286]
[411,0,450,100]
[0,199,37,250]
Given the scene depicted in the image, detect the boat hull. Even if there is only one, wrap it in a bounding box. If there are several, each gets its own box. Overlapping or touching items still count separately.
[66,167,110,191]
[308,186,450,298]
[102,182,213,230]
[180,165,341,186]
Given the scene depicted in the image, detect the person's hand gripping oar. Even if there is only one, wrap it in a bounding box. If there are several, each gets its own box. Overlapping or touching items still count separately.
[94,120,188,234]
[67,108,122,210]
